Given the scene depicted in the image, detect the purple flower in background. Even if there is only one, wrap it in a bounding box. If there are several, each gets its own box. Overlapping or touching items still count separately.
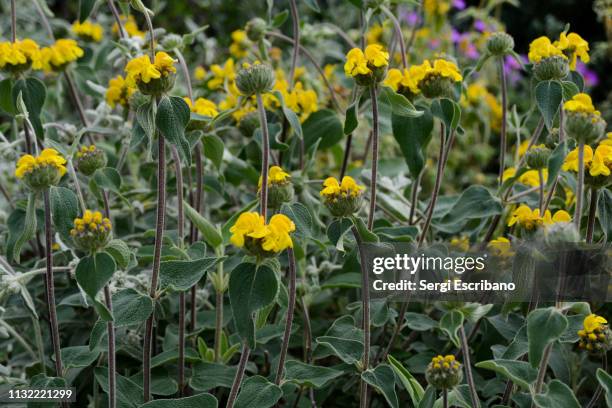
[576,61,599,88]
[399,8,421,26]
[474,20,487,32]
[503,54,526,84]
[452,30,479,59]
[453,0,466,10]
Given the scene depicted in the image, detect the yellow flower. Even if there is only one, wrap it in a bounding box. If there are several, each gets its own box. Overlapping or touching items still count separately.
[321,177,341,196]
[431,59,462,81]
[364,44,389,68]
[407,59,462,94]
[106,75,136,108]
[518,169,548,187]
[208,58,236,90]
[507,205,544,230]
[258,166,290,188]
[554,32,589,70]
[563,93,600,115]
[501,167,517,182]
[384,68,419,94]
[112,14,144,38]
[70,209,112,251]
[489,237,513,257]
[154,51,177,75]
[528,36,565,64]
[184,97,218,117]
[72,20,104,42]
[229,29,250,58]
[562,145,594,172]
[320,176,365,198]
[424,0,451,17]
[15,148,67,179]
[366,24,384,45]
[543,209,572,225]
[600,132,612,147]
[230,212,267,248]
[584,314,607,333]
[38,39,84,71]
[229,212,294,253]
[344,48,371,77]
[261,214,295,252]
[125,52,176,84]
[194,66,207,81]
[450,236,469,251]
[0,39,43,71]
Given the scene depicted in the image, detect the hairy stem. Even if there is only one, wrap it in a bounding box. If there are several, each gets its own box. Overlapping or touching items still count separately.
[586,187,599,243]
[190,144,203,333]
[288,0,300,88]
[274,248,298,385]
[256,92,270,220]
[43,190,63,378]
[533,343,552,398]
[174,48,193,101]
[498,57,508,186]
[107,0,126,39]
[380,5,407,69]
[368,86,379,231]
[214,285,223,361]
[226,343,251,408]
[10,0,16,42]
[443,388,448,408]
[418,123,445,246]
[459,326,480,408]
[103,286,116,408]
[143,135,166,402]
[352,226,370,408]
[574,141,585,230]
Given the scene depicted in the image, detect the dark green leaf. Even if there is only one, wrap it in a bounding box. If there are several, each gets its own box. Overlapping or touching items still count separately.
[280,202,313,238]
[596,368,612,406]
[75,252,116,300]
[344,99,359,135]
[112,288,153,327]
[379,86,423,118]
[546,141,567,189]
[59,346,99,369]
[535,80,562,130]
[104,239,131,269]
[13,77,46,138]
[139,393,218,408]
[78,0,96,22]
[234,376,282,408]
[202,134,224,169]
[190,362,237,390]
[361,364,399,408]
[388,355,425,406]
[597,189,612,239]
[533,380,580,408]
[156,96,192,164]
[7,193,37,263]
[284,360,343,388]
[184,202,222,248]
[303,109,343,150]
[475,359,537,390]
[391,108,434,177]
[50,186,79,241]
[159,257,221,291]
[527,307,568,367]
[439,310,464,348]
[0,78,15,114]
[93,167,122,194]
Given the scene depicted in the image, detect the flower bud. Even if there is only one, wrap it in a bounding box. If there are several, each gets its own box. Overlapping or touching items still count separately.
[426,355,463,390]
[533,55,569,81]
[320,176,365,217]
[15,149,67,191]
[137,74,176,96]
[419,75,456,99]
[161,33,183,50]
[245,18,267,42]
[70,210,113,252]
[525,146,551,169]
[259,166,294,209]
[236,63,275,96]
[75,145,107,176]
[564,111,606,144]
[578,314,611,355]
[486,32,515,56]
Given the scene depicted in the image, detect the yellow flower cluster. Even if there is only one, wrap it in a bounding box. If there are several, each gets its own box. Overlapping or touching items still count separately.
[384,68,419,94]
[344,44,389,77]
[0,39,42,70]
[208,58,237,91]
[502,167,548,188]
[184,97,219,117]
[578,314,609,352]
[563,93,600,115]
[70,210,112,236]
[230,212,295,253]
[76,145,97,158]
[320,176,364,198]
[563,144,612,177]
[229,30,250,59]
[39,39,84,72]
[106,75,136,108]
[72,20,104,42]
[507,204,571,230]
[388,59,461,95]
[125,51,176,84]
[194,66,207,81]
[271,75,318,121]
[488,236,513,257]
[461,83,502,130]
[258,166,290,188]
[430,355,460,370]
[528,32,589,69]
[15,148,67,179]
[112,14,145,38]
[423,0,451,17]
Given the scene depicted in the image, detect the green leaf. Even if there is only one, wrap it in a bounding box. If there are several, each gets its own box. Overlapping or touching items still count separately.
[184,202,223,248]
[284,360,343,388]
[234,376,282,408]
[418,386,437,408]
[271,10,289,27]
[59,346,100,369]
[12,77,46,138]
[136,100,156,141]
[89,319,107,351]
[321,272,361,289]
[104,239,131,269]
[475,359,537,390]
[439,310,464,348]
[379,86,423,117]
[535,80,562,130]
[0,78,15,114]
[351,216,379,242]
[388,355,425,406]
[50,186,79,241]
[527,307,568,367]
[431,98,461,135]
[190,362,237,390]
[159,257,221,291]
[315,315,363,364]
[7,193,37,263]
[596,368,612,406]
[229,262,279,348]
[112,288,153,327]
[156,95,192,164]
[404,313,438,331]
[560,81,579,100]
[327,218,353,251]
[568,71,584,92]
[533,380,580,408]
[391,108,434,177]
[435,185,503,233]
[75,252,116,300]
[78,0,96,22]
[95,366,144,407]
[344,99,359,135]
[93,167,122,194]
[546,141,567,189]
[303,0,320,12]
[28,374,67,408]
[361,364,399,408]
[280,202,313,238]
[597,188,612,239]
[139,393,218,408]
[303,109,343,149]
[202,134,224,169]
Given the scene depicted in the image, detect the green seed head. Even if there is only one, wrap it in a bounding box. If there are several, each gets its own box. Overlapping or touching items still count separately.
[486,32,515,56]
[236,63,275,96]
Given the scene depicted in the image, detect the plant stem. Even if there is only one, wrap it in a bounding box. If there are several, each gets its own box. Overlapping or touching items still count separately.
[190,144,203,333]
[443,389,448,408]
[538,169,544,213]
[367,85,379,231]
[143,135,166,402]
[0,318,36,359]
[459,326,480,408]
[107,0,126,39]
[10,0,16,42]
[174,48,193,101]
[533,343,552,396]
[171,146,186,396]
[142,9,156,60]
[288,0,300,88]
[418,122,445,246]
[226,343,251,408]
[409,171,423,225]
[103,286,116,408]
[256,92,270,220]
[43,190,63,378]
[31,0,53,39]
[380,5,407,69]
[498,57,508,186]
[67,160,87,211]
[352,226,370,408]
[586,187,599,243]
[574,141,585,230]
[274,248,297,385]
[340,133,353,180]
[214,285,223,361]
